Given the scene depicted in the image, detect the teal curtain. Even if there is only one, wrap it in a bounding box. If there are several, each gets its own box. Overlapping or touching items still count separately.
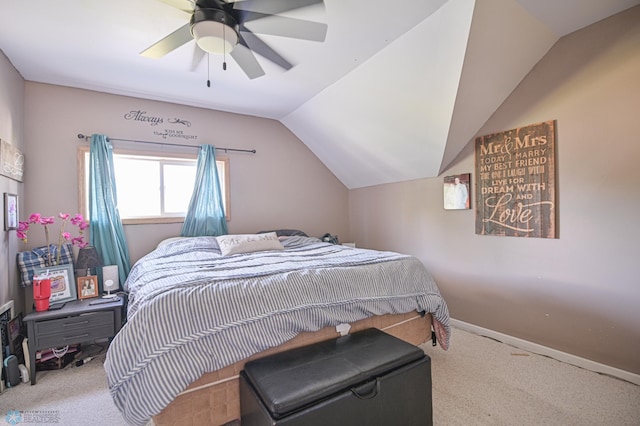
[89,134,131,286]
[181,144,228,237]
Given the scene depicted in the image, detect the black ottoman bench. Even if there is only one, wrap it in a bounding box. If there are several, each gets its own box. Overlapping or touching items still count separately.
[239,327,432,426]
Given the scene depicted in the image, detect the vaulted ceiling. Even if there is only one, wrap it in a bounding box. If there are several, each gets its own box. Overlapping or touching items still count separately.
[1,0,637,188]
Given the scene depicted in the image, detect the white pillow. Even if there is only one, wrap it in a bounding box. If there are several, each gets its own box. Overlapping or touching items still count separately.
[216,232,284,256]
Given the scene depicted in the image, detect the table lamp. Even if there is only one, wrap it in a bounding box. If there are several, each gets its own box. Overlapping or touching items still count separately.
[76,246,103,277]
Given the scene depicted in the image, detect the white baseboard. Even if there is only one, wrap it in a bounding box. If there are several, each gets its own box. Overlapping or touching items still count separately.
[450,318,640,386]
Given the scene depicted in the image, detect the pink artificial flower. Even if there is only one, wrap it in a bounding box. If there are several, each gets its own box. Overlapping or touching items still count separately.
[16,221,29,243]
[39,216,55,225]
[70,214,84,226]
[72,236,87,247]
[17,212,90,266]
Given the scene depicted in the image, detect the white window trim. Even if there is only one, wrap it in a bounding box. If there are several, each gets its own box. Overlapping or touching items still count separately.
[77,146,230,225]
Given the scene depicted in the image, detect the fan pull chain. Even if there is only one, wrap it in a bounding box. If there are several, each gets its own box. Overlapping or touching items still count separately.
[207,53,211,88]
[222,21,227,71]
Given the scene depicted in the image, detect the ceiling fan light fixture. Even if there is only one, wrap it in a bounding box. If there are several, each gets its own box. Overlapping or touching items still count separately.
[190,8,239,55]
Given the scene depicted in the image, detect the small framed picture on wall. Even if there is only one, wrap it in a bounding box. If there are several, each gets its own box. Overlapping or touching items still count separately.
[4,193,18,230]
[443,173,471,210]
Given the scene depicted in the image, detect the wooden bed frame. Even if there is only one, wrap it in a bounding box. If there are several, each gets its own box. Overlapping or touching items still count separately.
[153,311,433,425]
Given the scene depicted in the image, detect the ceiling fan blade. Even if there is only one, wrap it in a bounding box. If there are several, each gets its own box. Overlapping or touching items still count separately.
[156,0,195,13]
[240,13,327,42]
[232,0,323,15]
[140,23,193,58]
[230,43,265,79]
[191,45,206,71]
[239,30,292,70]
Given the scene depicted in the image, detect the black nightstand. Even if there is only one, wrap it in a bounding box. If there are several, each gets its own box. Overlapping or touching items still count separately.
[23,295,125,385]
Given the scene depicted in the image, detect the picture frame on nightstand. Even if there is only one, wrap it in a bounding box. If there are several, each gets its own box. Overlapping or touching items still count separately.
[33,264,77,304]
[77,276,99,300]
[8,314,25,364]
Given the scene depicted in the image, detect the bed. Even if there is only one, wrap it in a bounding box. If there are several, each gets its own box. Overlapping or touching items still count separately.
[104,234,450,426]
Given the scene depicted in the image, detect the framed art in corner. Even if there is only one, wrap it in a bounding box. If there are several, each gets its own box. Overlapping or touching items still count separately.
[0,139,24,182]
[443,173,471,210]
[77,276,99,300]
[33,264,77,304]
[4,193,18,230]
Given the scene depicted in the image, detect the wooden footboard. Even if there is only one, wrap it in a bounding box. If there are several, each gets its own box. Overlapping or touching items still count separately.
[153,312,433,426]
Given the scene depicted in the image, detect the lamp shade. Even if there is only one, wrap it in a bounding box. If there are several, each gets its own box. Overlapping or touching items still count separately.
[190,8,238,55]
[76,246,103,274]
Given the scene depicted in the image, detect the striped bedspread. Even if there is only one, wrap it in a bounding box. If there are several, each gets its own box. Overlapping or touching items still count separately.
[105,236,450,426]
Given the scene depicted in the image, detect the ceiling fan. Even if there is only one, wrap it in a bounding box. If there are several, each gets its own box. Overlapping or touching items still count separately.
[141,0,327,79]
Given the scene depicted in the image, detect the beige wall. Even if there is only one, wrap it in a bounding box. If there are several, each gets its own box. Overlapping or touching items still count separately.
[21,83,348,265]
[0,51,25,312]
[349,7,640,374]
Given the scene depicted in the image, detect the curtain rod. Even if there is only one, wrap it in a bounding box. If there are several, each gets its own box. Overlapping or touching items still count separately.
[76,133,256,154]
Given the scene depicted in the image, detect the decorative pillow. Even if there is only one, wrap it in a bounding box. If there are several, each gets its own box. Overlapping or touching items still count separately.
[257,229,308,237]
[17,244,74,287]
[216,232,284,256]
[156,237,189,249]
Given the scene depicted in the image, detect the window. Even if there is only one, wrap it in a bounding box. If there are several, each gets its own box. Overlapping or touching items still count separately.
[78,147,229,224]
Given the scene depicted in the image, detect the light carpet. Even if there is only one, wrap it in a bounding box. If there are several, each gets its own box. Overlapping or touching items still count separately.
[423,328,640,425]
[1,327,638,425]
